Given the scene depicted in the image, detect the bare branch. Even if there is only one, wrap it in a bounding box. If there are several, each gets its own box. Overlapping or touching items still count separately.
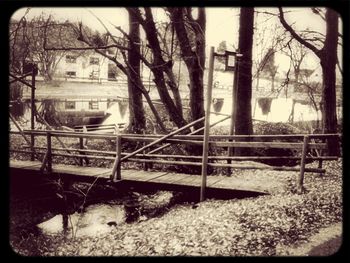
[301,29,326,38]
[168,8,194,62]
[311,7,326,21]
[45,44,129,51]
[278,7,321,57]
[109,22,154,68]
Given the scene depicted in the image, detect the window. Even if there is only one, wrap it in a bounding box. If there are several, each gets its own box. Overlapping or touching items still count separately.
[89,101,99,110]
[108,64,117,80]
[90,57,99,65]
[89,70,99,79]
[107,48,115,55]
[65,71,76,78]
[65,101,76,110]
[66,55,77,63]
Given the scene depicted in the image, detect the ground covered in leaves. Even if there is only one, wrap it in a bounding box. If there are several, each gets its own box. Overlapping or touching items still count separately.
[10,159,342,256]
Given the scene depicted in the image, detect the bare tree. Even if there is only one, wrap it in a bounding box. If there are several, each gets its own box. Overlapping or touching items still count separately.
[127,8,187,129]
[41,12,171,133]
[284,41,308,90]
[279,7,340,155]
[126,9,146,133]
[9,12,75,81]
[252,14,285,91]
[167,7,206,131]
[31,8,208,133]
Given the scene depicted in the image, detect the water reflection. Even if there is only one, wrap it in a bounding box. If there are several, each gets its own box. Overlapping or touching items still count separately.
[102,101,129,126]
[10,96,329,130]
[210,96,322,125]
[9,99,130,129]
[37,204,125,237]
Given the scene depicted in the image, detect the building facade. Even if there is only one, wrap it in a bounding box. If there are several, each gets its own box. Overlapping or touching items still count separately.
[51,51,114,83]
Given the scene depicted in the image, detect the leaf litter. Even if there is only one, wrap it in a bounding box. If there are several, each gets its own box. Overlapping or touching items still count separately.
[12,159,342,256]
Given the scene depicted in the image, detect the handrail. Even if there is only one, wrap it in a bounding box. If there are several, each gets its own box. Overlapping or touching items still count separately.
[147,115,231,155]
[10,130,341,140]
[120,117,205,162]
[12,147,339,161]
[10,128,340,192]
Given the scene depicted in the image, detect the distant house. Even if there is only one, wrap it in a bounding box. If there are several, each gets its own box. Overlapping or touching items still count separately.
[50,51,117,83]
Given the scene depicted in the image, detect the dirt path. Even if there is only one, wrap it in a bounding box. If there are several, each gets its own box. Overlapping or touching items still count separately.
[276,222,342,256]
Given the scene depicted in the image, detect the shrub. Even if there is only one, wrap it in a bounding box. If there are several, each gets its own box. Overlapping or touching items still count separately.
[253,122,307,167]
[253,122,305,135]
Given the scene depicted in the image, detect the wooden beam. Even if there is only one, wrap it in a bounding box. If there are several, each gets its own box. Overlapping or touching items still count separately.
[147,115,230,155]
[201,46,215,202]
[125,158,325,173]
[13,130,340,141]
[210,141,327,150]
[9,73,35,89]
[18,146,338,162]
[111,135,122,182]
[9,113,42,161]
[120,116,205,162]
[46,131,52,174]
[30,70,35,161]
[9,72,32,84]
[298,135,310,193]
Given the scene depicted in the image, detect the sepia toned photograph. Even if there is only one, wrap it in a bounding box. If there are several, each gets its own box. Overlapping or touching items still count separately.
[9,6,343,257]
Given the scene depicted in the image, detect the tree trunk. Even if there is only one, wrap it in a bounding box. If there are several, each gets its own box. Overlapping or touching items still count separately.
[169,7,206,132]
[278,7,340,155]
[135,8,187,129]
[127,12,146,134]
[321,8,339,155]
[152,69,188,128]
[188,66,205,131]
[234,7,254,155]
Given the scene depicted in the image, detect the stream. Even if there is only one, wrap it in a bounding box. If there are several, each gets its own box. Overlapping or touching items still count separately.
[37,203,126,238]
[10,187,175,241]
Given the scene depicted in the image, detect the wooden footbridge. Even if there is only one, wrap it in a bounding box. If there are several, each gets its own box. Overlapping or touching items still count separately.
[9,116,341,199]
[9,66,341,200]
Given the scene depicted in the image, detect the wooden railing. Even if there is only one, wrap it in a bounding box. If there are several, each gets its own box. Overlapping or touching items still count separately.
[9,128,341,193]
[74,123,125,134]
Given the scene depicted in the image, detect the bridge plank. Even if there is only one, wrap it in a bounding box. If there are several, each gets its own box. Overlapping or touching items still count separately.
[209,177,269,193]
[52,164,111,178]
[9,160,270,195]
[150,173,183,184]
[9,160,42,169]
[207,176,228,187]
[166,173,198,184]
[155,172,192,184]
[122,169,140,177]
[124,171,169,182]
[174,175,201,186]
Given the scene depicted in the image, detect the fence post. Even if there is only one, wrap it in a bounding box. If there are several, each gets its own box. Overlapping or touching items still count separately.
[79,137,84,166]
[200,46,215,202]
[110,134,121,182]
[46,131,52,174]
[143,131,149,171]
[298,135,309,193]
[30,69,36,161]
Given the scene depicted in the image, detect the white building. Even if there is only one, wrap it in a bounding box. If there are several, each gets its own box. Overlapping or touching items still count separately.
[53,51,113,83]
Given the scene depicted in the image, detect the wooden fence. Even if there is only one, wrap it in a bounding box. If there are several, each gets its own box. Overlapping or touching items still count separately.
[9,126,341,193]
